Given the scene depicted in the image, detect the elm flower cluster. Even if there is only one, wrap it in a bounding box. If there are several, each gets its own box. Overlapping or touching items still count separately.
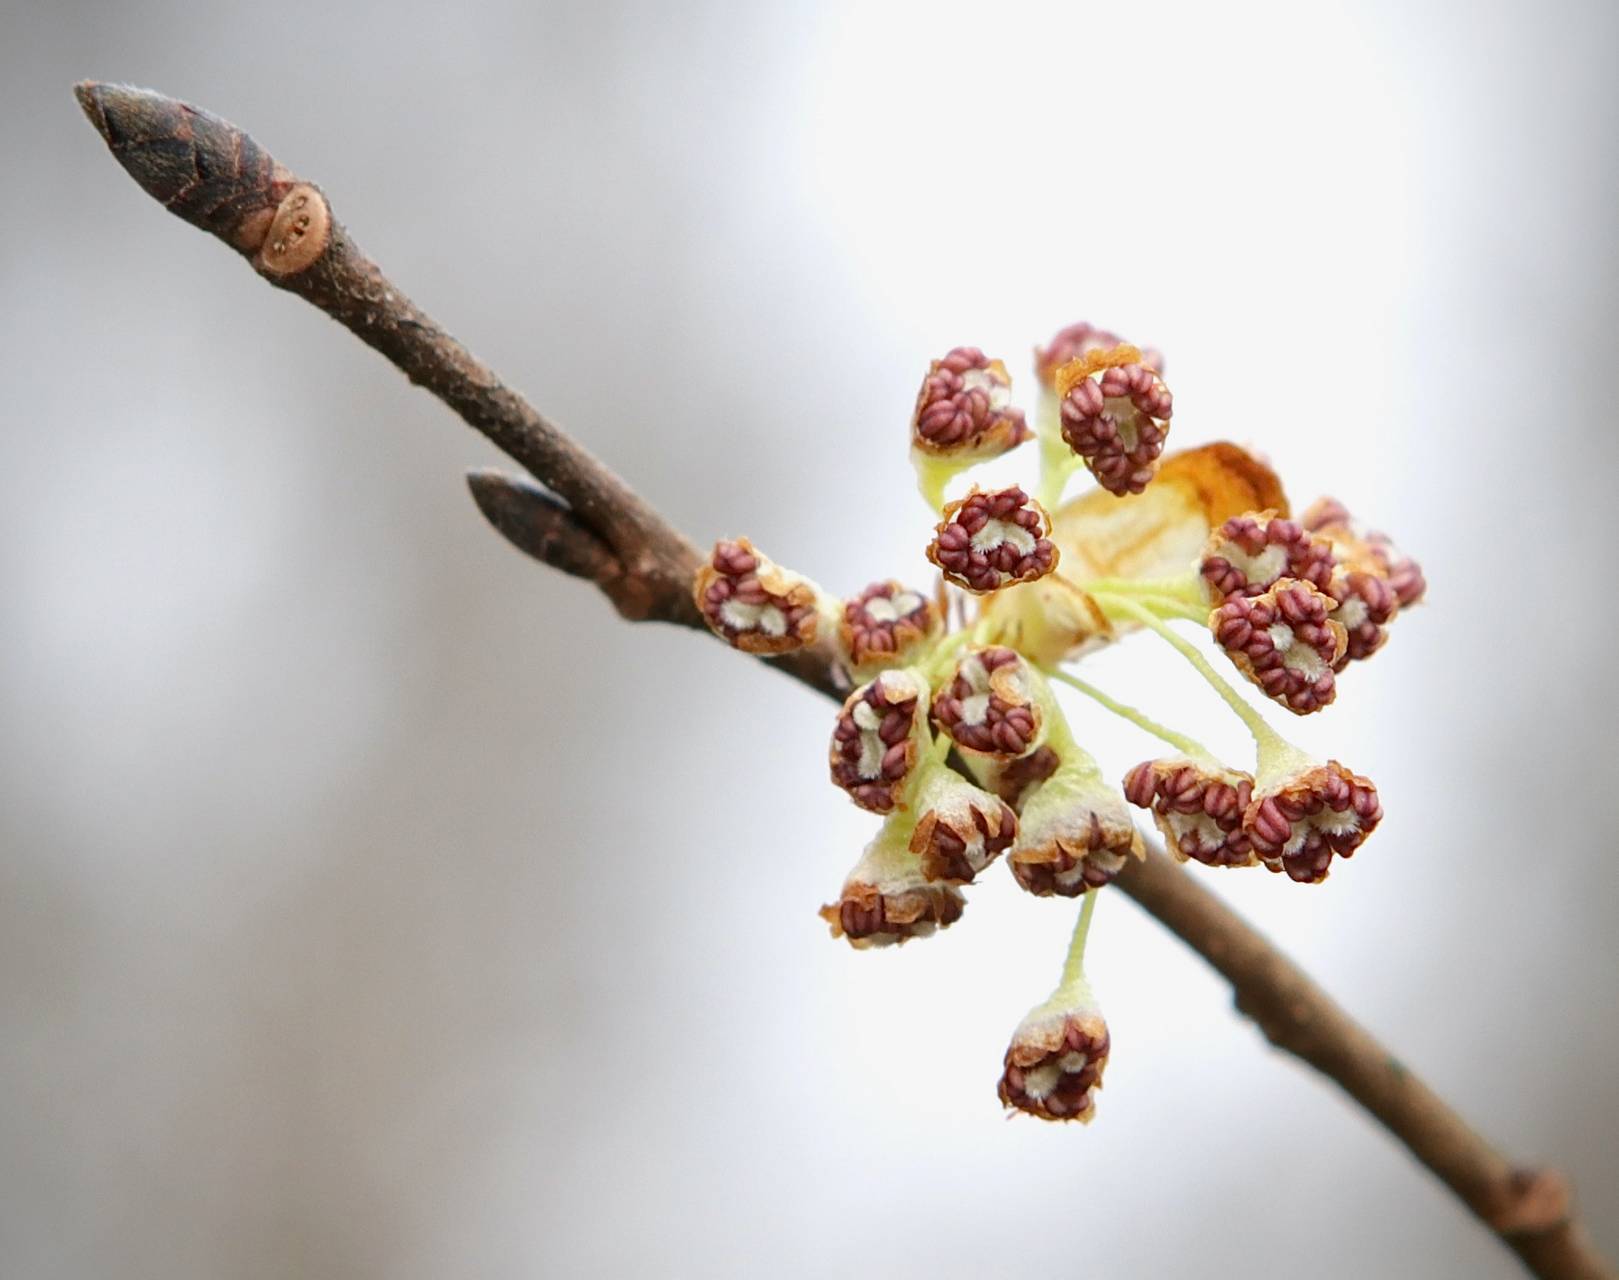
[693,320,1425,1122]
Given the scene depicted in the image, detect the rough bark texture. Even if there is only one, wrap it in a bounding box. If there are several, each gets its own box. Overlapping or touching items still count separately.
[76,80,1613,1280]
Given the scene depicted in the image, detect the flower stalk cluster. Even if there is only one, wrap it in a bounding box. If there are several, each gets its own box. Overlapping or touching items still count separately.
[694,320,1424,1121]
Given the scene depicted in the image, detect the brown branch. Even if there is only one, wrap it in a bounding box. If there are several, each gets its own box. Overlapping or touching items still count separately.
[75,81,1613,1280]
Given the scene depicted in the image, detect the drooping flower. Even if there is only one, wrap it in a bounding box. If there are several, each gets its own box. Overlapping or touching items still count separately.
[931,647,1044,759]
[1123,756,1257,868]
[1244,756,1383,884]
[1054,344,1174,496]
[998,987,1111,1122]
[820,813,966,947]
[911,346,1032,461]
[693,537,827,654]
[828,668,932,814]
[838,579,942,676]
[927,485,1058,592]
[1210,579,1347,714]
[1007,763,1144,896]
[907,764,1018,884]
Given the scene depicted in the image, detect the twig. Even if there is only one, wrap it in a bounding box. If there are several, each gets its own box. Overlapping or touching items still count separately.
[75,82,1613,1280]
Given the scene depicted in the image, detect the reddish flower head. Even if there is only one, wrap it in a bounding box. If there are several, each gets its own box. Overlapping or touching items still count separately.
[1326,567,1399,667]
[829,669,931,814]
[1035,322,1165,391]
[907,767,1018,884]
[1054,345,1174,496]
[693,537,822,654]
[1211,579,1347,714]
[1123,757,1257,868]
[998,999,1110,1123]
[1302,497,1427,609]
[1200,510,1336,601]
[1007,767,1144,897]
[820,817,966,948]
[1245,759,1382,884]
[839,580,942,675]
[927,486,1058,593]
[932,647,1043,759]
[911,347,1032,460]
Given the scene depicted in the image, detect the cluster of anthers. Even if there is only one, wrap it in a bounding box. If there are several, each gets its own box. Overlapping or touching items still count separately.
[693,323,1425,1124]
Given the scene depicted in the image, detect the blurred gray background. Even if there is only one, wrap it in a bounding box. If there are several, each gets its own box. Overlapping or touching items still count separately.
[3,1,1616,1276]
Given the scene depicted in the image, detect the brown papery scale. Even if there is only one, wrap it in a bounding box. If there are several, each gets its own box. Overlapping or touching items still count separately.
[1211,579,1347,715]
[1244,761,1382,884]
[911,347,1032,459]
[927,486,1057,593]
[931,647,1042,758]
[1055,344,1175,496]
[828,671,927,814]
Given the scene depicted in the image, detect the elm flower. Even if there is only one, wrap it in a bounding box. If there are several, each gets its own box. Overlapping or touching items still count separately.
[931,646,1044,759]
[1054,344,1175,496]
[1302,495,1427,611]
[1034,321,1164,390]
[1200,510,1336,601]
[693,537,831,655]
[1326,567,1399,667]
[906,763,1018,884]
[998,992,1111,1123]
[911,346,1032,458]
[838,579,942,677]
[1123,756,1257,868]
[1210,579,1347,715]
[1007,761,1144,897]
[927,485,1058,593]
[829,668,932,814]
[968,743,1062,812]
[1245,754,1383,884]
[819,812,966,948]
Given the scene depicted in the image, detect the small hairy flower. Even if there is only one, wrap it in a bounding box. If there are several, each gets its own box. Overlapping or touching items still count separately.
[932,647,1043,759]
[839,579,942,675]
[969,743,1063,811]
[1200,511,1336,601]
[1211,579,1347,714]
[829,668,931,813]
[1245,759,1382,884]
[1327,567,1399,667]
[693,537,822,654]
[1123,757,1257,868]
[1008,766,1144,896]
[907,766,1018,883]
[998,995,1110,1122]
[927,485,1058,592]
[820,816,966,948]
[911,346,1032,460]
[1035,321,1164,390]
[1054,345,1174,496]
[1302,497,1427,609]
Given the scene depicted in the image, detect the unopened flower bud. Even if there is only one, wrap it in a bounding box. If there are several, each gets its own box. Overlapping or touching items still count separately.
[829,669,932,813]
[1008,766,1144,897]
[1210,579,1347,715]
[1054,345,1174,496]
[911,347,1032,460]
[839,580,943,676]
[1035,321,1164,390]
[819,815,966,948]
[907,765,1018,883]
[694,537,824,654]
[998,991,1110,1122]
[927,486,1058,593]
[1245,758,1382,884]
[1200,510,1336,600]
[1123,757,1257,868]
[932,647,1043,759]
